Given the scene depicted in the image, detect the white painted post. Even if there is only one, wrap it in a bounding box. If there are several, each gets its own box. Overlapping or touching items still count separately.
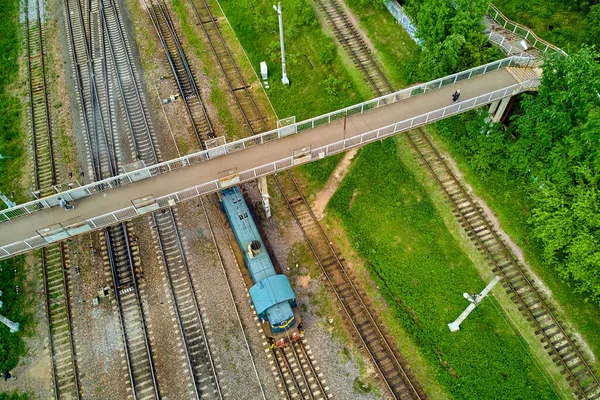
[273,2,289,86]
[448,276,501,332]
[0,292,19,333]
[258,175,271,218]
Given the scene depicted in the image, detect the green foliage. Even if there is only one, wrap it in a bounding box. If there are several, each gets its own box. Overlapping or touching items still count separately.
[405,0,499,79]
[583,4,600,49]
[0,0,24,201]
[0,393,34,400]
[296,153,345,193]
[327,139,557,399]
[492,0,589,49]
[0,257,34,372]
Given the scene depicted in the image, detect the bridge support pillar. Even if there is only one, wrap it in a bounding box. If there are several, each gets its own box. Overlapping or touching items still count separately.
[490,96,511,123]
[258,176,271,218]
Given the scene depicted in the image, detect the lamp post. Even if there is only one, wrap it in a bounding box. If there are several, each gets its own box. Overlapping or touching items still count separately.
[273,2,289,86]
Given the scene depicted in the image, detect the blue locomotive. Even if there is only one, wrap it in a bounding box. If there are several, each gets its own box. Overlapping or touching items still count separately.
[220,186,301,346]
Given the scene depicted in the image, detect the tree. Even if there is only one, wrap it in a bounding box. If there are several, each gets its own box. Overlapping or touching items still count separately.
[405,0,497,79]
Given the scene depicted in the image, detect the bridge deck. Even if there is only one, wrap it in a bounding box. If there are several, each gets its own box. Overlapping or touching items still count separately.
[0,68,519,253]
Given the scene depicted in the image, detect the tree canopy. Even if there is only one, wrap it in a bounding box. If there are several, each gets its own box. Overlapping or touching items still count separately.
[405,0,498,79]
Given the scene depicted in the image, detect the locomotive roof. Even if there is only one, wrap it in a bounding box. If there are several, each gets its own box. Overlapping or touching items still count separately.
[249,274,296,315]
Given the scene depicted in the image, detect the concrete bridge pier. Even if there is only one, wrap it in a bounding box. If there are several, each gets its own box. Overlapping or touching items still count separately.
[489,96,512,123]
[258,176,271,218]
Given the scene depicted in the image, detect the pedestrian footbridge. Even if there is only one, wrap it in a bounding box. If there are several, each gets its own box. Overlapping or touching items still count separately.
[0,56,541,260]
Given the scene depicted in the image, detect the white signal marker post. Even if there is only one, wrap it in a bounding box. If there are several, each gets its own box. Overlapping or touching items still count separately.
[0,291,19,333]
[448,276,501,332]
[273,2,289,86]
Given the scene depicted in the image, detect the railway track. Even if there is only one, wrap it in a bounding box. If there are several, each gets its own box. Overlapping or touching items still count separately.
[187,0,268,134]
[406,130,600,400]
[146,0,214,146]
[100,0,158,165]
[26,0,55,196]
[151,208,222,399]
[274,171,426,400]
[315,0,393,97]
[64,0,119,180]
[107,223,160,400]
[42,244,81,400]
[272,336,329,400]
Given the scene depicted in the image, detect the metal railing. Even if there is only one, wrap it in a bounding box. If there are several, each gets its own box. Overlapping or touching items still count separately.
[0,56,534,226]
[0,76,540,259]
[384,0,422,46]
[486,3,567,57]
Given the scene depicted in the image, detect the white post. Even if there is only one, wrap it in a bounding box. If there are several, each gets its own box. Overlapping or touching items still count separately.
[448,276,501,332]
[273,2,289,86]
[0,292,19,333]
[258,175,271,218]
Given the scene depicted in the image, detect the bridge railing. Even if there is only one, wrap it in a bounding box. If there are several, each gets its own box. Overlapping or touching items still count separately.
[0,56,534,226]
[486,3,567,57]
[1,77,540,259]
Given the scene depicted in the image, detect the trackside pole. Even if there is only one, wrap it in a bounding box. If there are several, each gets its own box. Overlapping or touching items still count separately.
[258,176,271,218]
[448,276,501,332]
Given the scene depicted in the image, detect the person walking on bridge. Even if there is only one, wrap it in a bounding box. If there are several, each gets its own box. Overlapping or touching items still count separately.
[58,197,74,211]
[452,89,461,104]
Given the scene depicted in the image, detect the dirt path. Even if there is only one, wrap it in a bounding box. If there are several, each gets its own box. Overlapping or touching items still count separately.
[313,148,358,220]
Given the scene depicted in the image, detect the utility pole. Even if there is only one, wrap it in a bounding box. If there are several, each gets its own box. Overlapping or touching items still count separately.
[448,276,501,332]
[273,2,289,86]
[0,291,19,333]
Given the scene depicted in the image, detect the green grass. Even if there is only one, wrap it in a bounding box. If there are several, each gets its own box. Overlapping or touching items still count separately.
[0,0,25,203]
[327,138,561,399]
[427,121,600,368]
[295,153,345,194]
[217,0,370,121]
[492,0,587,50]
[343,0,420,87]
[0,257,35,372]
[0,393,34,400]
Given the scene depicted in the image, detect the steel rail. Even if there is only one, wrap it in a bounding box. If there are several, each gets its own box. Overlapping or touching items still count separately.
[107,224,160,400]
[26,0,56,192]
[144,0,213,147]
[186,0,267,134]
[295,340,328,399]
[151,208,223,399]
[276,347,305,399]
[315,0,393,96]
[100,0,158,164]
[273,171,424,400]
[42,244,81,400]
[406,131,600,399]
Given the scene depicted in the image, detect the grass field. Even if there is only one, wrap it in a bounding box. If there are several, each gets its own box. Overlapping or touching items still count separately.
[327,138,562,399]
[0,0,25,204]
[428,117,600,367]
[217,0,371,121]
[492,0,588,50]
[0,393,34,400]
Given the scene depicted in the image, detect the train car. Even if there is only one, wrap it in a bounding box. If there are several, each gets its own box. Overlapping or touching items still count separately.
[220,186,301,346]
